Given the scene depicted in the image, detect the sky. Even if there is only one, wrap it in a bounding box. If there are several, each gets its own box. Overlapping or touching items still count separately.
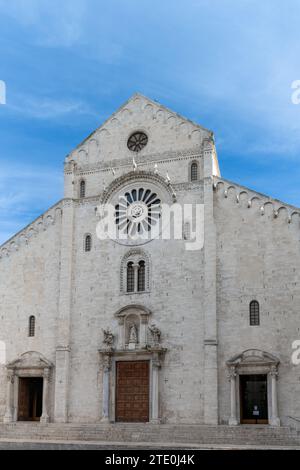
[0,0,300,244]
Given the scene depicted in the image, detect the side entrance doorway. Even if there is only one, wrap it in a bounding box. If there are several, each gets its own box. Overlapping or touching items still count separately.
[240,374,268,424]
[116,361,150,422]
[18,377,43,422]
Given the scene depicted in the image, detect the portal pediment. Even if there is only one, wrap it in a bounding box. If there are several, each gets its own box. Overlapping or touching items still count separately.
[7,351,53,370]
[227,349,279,367]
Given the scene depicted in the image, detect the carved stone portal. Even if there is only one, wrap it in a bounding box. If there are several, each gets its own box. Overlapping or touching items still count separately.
[98,305,166,423]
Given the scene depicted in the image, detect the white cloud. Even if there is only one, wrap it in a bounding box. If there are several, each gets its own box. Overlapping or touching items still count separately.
[0,0,87,47]
[7,94,97,119]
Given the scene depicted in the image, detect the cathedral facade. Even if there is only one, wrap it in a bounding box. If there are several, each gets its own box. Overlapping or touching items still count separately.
[0,94,299,427]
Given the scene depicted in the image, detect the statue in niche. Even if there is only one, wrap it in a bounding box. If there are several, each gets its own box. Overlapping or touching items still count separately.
[148,323,161,346]
[128,323,138,349]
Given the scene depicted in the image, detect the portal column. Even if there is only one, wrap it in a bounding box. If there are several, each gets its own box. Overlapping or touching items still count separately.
[54,346,70,422]
[228,366,238,425]
[150,356,161,424]
[3,370,15,423]
[269,366,280,426]
[101,354,111,423]
[41,368,50,423]
[117,317,125,349]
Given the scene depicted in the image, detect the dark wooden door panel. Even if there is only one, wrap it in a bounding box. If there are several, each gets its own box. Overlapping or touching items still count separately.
[116,361,149,422]
[18,378,30,421]
[18,378,43,422]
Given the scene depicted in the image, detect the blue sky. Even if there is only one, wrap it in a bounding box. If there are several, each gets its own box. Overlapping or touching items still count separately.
[0,0,300,244]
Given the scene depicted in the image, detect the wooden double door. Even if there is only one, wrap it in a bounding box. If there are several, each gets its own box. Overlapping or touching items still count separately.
[18,377,43,422]
[116,361,150,422]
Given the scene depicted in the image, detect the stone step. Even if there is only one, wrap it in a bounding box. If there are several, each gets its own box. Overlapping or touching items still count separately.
[0,423,299,447]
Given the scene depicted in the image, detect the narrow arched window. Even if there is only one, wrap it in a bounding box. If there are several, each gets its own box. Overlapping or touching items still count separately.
[250,301,260,326]
[29,316,36,337]
[85,234,92,252]
[80,180,86,198]
[138,260,146,292]
[127,262,134,292]
[191,162,198,181]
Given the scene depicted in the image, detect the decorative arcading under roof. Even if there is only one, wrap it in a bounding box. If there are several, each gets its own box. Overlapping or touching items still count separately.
[213,177,300,225]
[0,201,64,261]
[65,92,213,161]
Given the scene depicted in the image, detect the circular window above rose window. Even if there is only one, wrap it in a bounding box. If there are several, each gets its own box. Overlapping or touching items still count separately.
[127,132,148,152]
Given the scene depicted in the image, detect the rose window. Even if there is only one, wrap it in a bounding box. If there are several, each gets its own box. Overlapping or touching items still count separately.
[127,132,148,152]
[115,188,161,237]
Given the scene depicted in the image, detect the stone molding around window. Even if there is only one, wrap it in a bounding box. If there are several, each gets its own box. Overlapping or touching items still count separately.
[120,249,151,294]
[188,159,202,182]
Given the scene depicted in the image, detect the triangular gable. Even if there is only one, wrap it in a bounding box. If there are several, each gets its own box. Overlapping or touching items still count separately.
[66,93,214,167]
[67,92,213,158]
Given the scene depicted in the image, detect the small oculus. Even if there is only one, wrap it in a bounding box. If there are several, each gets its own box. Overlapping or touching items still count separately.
[127,132,148,152]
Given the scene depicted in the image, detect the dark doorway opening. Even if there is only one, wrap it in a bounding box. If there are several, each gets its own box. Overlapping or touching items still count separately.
[18,377,43,421]
[240,374,268,424]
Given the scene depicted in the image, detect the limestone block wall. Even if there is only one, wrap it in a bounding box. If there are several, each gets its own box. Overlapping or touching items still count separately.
[0,205,62,421]
[67,184,205,423]
[214,179,300,425]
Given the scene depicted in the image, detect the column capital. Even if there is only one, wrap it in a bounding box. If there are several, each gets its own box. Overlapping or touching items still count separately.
[56,345,71,353]
[227,365,237,380]
[43,368,50,380]
[152,359,161,369]
[269,365,279,379]
[140,314,148,325]
[7,370,15,383]
[102,353,112,372]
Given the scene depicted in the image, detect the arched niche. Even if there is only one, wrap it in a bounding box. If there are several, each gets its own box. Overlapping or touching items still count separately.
[115,304,152,350]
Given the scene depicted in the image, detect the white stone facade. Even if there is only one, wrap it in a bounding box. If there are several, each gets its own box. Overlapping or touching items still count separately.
[0,93,299,426]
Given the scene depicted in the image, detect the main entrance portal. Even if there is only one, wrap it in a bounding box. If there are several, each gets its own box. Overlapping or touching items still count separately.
[116,361,149,422]
[18,377,43,421]
[240,374,268,424]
